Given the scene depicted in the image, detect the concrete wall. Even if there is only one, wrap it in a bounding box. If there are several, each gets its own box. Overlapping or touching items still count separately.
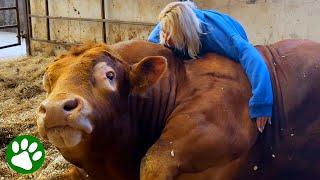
[29,0,320,55]
[195,0,320,45]
[105,0,173,44]
[29,0,103,55]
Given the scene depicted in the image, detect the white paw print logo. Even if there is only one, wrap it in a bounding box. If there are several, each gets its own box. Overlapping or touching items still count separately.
[11,138,43,170]
[6,135,45,174]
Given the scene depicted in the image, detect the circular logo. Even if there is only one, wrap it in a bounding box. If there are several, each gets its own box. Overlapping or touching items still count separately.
[5,135,45,174]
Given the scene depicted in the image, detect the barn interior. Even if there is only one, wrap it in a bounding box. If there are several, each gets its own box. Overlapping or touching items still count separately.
[0,0,320,179]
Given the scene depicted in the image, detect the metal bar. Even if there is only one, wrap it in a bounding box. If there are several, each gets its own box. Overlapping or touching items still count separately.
[0,43,20,49]
[0,24,18,29]
[0,6,16,11]
[25,0,31,55]
[30,38,80,46]
[45,0,50,40]
[27,0,32,39]
[28,14,157,26]
[15,0,21,45]
[101,0,107,43]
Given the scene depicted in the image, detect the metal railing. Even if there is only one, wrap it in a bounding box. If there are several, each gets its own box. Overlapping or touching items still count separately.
[25,0,157,47]
[0,0,21,49]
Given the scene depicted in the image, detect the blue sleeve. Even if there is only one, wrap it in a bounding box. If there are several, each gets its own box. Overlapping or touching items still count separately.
[148,23,161,44]
[231,35,273,118]
[193,9,273,118]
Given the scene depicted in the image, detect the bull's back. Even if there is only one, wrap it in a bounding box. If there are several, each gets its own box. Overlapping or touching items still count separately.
[259,39,320,137]
[253,40,320,178]
[270,40,320,125]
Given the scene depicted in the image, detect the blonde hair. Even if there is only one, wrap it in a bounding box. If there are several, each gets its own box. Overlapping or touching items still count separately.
[159,1,202,59]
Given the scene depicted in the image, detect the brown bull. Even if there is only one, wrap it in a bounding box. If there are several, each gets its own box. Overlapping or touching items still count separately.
[37,39,320,179]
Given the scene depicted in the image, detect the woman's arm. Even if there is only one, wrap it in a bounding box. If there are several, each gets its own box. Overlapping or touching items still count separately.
[148,23,161,44]
[231,35,273,119]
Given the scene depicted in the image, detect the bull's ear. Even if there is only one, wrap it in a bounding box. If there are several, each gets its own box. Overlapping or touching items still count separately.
[129,56,167,93]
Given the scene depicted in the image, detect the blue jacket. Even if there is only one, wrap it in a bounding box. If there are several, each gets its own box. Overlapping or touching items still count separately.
[148,9,273,118]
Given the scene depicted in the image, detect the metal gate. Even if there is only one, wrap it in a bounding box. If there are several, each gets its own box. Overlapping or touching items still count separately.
[25,0,156,47]
[0,0,21,49]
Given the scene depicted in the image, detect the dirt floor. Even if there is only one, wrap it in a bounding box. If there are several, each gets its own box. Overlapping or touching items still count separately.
[0,56,72,179]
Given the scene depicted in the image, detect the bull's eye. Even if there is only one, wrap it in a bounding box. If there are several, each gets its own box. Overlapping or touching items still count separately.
[106,71,115,80]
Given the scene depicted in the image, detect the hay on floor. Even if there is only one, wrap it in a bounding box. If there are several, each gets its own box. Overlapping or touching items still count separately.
[0,56,73,180]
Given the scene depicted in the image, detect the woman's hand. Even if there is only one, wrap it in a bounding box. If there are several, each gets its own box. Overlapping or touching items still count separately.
[256,117,271,133]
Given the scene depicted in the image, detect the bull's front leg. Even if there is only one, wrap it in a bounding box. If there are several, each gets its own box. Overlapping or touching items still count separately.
[140,113,255,180]
[140,139,181,180]
[140,113,201,180]
[57,166,90,180]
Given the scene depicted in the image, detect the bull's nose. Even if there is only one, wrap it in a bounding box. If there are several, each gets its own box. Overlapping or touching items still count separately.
[38,96,83,129]
[39,98,81,115]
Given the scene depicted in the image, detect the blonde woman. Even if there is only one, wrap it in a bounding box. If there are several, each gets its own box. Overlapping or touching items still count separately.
[148,1,273,133]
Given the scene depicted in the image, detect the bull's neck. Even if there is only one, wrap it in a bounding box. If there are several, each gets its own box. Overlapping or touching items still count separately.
[129,58,184,152]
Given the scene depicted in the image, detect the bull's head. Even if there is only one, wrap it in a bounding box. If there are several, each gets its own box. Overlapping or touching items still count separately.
[37,44,167,158]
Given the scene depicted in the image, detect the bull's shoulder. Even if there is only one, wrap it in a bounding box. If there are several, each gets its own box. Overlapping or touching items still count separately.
[184,53,249,87]
[175,53,251,119]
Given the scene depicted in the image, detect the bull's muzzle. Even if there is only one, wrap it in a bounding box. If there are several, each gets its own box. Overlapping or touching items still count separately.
[37,93,93,148]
